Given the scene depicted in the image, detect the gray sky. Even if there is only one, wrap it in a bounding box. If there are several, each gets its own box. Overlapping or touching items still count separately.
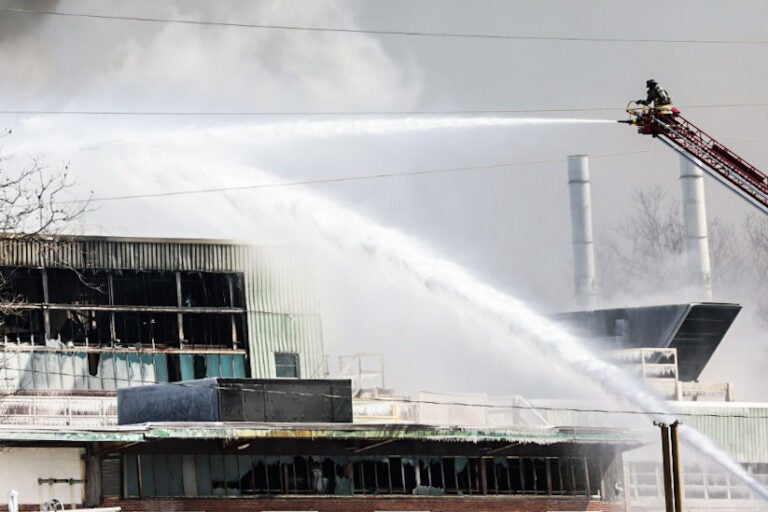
[1,0,767,399]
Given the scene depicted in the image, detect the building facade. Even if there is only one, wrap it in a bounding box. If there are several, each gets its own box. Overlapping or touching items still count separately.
[0,235,325,405]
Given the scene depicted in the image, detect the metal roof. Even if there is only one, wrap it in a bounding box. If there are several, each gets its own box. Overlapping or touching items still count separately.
[0,422,641,447]
[555,302,741,381]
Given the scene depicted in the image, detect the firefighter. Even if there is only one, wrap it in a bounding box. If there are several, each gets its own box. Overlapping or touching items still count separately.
[638,79,673,114]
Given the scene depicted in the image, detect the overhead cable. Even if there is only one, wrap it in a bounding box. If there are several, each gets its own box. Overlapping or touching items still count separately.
[2,104,768,117]
[2,7,768,45]
[0,361,764,421]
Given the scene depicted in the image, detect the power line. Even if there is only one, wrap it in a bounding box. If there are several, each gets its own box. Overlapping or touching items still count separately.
[2,7,768,46]
[61,140,768,205]
[84,158,567,204]
[1,360,765,421]
[2,104,768,117]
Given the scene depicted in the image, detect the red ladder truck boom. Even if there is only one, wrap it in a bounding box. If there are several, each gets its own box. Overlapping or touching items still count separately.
[619,102,768,213]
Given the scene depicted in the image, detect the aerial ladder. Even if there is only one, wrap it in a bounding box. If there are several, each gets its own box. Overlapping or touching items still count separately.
[619,102,768,213]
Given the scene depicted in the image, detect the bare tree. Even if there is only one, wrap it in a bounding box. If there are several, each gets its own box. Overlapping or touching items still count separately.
[0,129,89,237]
[0,129,91,308]
[597,185,744,302]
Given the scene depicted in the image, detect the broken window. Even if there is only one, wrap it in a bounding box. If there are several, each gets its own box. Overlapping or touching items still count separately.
[0,266,247,349]
[47,268,109,305]
[0,309,44,343]
[114,313,178,348]
[112,270,176,307]
[182,313,234,347]
[0,267,43,303]
[122,453,603,499]
[180,272,244,308]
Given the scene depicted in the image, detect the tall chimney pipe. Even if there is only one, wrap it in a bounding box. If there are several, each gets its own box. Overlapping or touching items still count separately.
[679,155,713,301]
[568,155,598,310]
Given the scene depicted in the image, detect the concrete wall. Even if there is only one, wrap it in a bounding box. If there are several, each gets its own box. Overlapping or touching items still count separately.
[0,447,84,506]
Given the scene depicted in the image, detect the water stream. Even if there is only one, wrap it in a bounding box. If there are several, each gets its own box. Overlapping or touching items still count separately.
[38,114,768,500]
[257,179,768,501]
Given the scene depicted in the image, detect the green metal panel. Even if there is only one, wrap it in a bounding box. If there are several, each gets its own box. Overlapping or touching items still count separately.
[219,354,234,378]
[126,352,141,386]
[139,454,156,496]
[233,354,246,377]
[76,354,87,389]
[205,353,221,378]
[152,455,170,496]
[180,354,194,381]
[167,454,184,496]
[195,455,212,496]
[125,454,140,497]
[139,353,156,384]
[154,353,169,383]
[224,456,240,496]
[114,352,130,389]
[98,353,115,391]
[209,455,226,492]
[59,352,75,389]
[31,353,46,389]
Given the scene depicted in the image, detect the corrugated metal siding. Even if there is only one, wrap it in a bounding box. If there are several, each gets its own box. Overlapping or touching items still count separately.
[530,399,768,463]
[248,313,324,378]
[241,247,324,378]
[665,403,768,463]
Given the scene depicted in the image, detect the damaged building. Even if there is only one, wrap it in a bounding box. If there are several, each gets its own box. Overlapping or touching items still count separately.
[1,377,638,512]
[0,235,324,401]
[0,234,639,512]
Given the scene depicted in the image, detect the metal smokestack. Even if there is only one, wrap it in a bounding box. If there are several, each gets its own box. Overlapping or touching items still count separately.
[568,155,598,310]
[679,155,713,301]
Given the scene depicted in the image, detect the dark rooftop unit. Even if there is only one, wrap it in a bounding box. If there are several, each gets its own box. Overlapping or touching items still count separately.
[555,303,741,381]
[118,378,353,424]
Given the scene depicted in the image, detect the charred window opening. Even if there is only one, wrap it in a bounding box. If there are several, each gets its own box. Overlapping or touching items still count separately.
[47,268,109,305]
[0,267,43,303]
[167,354,182,382]
[182,314,233,347]
[88,352,100,376]
[112,270,176,307]
[193,355,207,379]
[123,454,603,498]
[0,265,247,350]
[115,313,178,347]
[181,272,244,308]
[0,310,44,343]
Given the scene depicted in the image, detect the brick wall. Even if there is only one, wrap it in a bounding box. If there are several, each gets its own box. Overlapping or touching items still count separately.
[89,496,623,512]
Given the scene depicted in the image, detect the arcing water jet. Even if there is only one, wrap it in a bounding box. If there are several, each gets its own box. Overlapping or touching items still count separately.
[257,180,768,502]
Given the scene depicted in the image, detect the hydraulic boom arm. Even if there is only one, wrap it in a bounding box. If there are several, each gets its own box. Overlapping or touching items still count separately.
[620,103,768,213]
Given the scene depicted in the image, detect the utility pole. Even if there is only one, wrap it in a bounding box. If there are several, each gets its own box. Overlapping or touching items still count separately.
[655,421,684,512]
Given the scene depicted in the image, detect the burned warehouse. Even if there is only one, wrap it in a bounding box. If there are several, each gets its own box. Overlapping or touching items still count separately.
[0,234,639,512]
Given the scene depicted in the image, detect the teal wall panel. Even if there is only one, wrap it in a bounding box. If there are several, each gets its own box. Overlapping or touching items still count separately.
[180,354,194,381]
[233,355,245,377]
[219,354,234,378]
[205,354,221,378]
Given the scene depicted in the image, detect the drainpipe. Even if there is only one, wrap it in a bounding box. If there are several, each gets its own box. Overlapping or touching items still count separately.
[568,155,598,310]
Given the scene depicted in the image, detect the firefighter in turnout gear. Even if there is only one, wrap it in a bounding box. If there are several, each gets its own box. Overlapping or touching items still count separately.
[638,79,673,115]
